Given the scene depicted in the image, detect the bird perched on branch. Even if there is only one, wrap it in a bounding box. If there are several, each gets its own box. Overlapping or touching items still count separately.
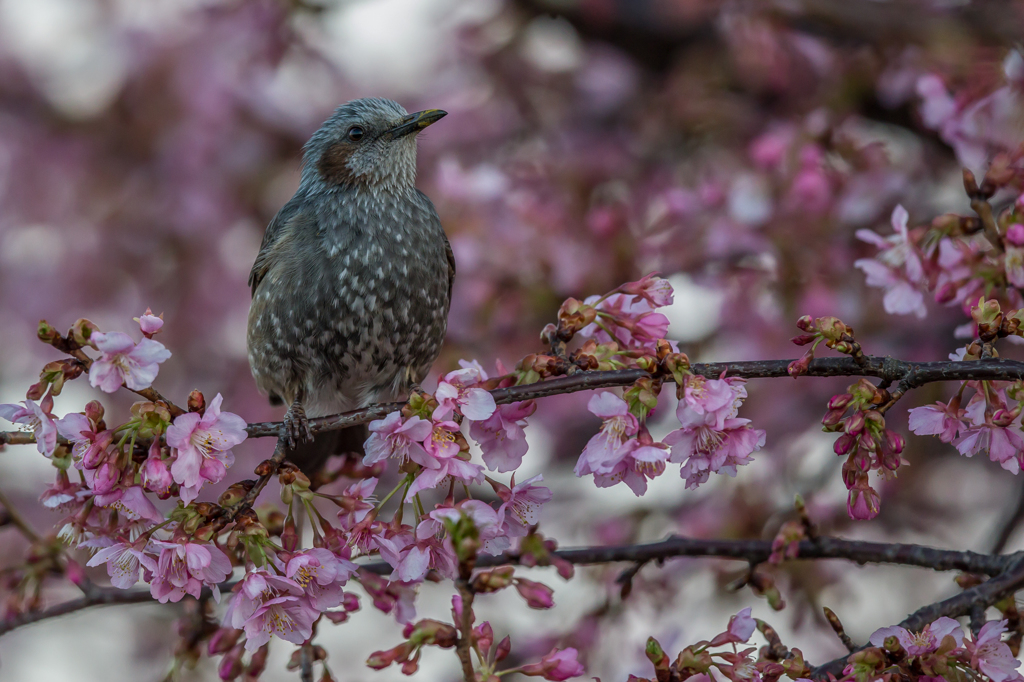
[246,98,453,476]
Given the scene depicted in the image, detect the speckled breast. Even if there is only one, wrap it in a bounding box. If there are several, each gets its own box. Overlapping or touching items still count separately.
[247,187,451,416]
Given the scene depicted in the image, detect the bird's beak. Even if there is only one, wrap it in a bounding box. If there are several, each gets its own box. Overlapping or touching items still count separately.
[388,109,447,138]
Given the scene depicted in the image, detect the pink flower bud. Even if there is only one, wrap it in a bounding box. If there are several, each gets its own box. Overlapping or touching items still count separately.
[142,447,174,495]
[833,433,856,456]
[828,393,853,411]
[218,645,244,681]
[514,578,555,609]
[847,480,881,521]
[788,349,813,378]
[495,636,512,663]
[795,315,816,332]
[135,308,165,337]
[521,647,586,681]
[790,333,817,346]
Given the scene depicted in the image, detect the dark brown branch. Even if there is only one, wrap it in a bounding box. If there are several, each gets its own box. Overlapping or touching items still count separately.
[0,587,156,636]
[3,536,1002,639]
[6,357,1024,446]
[242,357,1024,440]
[356,534,1016,576]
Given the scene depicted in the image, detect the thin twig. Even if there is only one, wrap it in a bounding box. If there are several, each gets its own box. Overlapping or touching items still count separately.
[990,479,1024,554]
[0,487,40,542]
[455,579,476,682]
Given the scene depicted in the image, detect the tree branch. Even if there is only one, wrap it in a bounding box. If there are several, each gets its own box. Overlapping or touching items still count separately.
[812,556,1024,679]
[1,535,1006,639]
[243,357,1024,440]
[5,357,1024,446]
[356,534,1016,576]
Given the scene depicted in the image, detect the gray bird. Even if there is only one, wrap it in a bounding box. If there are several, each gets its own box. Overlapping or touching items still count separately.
[246,98,454,474]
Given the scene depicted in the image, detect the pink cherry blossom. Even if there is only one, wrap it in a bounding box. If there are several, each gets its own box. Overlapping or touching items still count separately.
[429,499,509,555]
[285,548,355,610]
[244,595,318,650]
[432,367,496,422]
[470,401,536,473]
[166,393,246,504]
[953,406,1024,474]
[854,205,927,318]
[520,647,586,680]
[364,412,432,466]
[95,485,163,523]
[593,433,669,496]
[148,540,232,603]
[55,412,114,466]
[908,400,966,443]
[681,376,747,430]
[87,538,153,589]
[223,569,304,632]
[574,393,639,477]
[665,404,765,490]
[375,526,456,582]
[967,620,1023,682]
[0,397,58,457]
[619,273,675,308]
[578,293,669,350]
[405,421,484,499]
[495,474,552,537]
[88,331,171,393]
[869,616,963,656]
[39,469,88,511]
[711,607,757,645]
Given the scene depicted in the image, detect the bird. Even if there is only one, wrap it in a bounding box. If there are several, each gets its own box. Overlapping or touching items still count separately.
[246,98,454,476]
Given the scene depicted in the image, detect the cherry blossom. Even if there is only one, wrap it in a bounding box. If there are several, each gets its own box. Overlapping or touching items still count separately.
[364,412,432,466]
[869,616,963,656]
[908,399,966,443]
[148,540,233,603]
[166,393,246,504]
[854,205,927,318]
[88,331,171,393]
[494,474,552,537]
[574,393,639,478]
[0,397,58,457]
[284,548,355,611]
[432,367,497,422]
[470,401,536,473]
[55,412,113,465]
[86,538,152,589]
[967,620,1024,682]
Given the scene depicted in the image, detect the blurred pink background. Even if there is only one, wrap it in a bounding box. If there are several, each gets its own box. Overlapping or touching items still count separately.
[0,0,1022,680]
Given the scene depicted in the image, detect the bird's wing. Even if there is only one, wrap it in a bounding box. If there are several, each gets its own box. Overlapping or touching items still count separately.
[417,189,456,303]
[443,231,456,304]
[249,197,305,298]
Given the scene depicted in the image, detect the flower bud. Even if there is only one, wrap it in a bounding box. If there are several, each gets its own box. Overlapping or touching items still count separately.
[70,318,100,348]
[495,636,512,663]
[472,566,515,592]
[514,578,555,609]
[187,389,206,415]
[795,315,816,332]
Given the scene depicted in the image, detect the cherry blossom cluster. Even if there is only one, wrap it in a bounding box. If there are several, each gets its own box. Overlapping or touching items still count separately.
[634,609,1022,682]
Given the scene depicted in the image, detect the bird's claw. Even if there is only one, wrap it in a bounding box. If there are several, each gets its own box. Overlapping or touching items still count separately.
[283,402,314,449]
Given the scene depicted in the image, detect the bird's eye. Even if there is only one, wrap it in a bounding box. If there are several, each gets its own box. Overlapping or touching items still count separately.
[347,126,364,141]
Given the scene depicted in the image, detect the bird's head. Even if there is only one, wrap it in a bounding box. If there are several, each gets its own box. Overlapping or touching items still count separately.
[301,98,446,192]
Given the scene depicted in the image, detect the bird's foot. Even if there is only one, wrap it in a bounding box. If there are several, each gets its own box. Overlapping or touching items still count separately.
[283,400,314,449]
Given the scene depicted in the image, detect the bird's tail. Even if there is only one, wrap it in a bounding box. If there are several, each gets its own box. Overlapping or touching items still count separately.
[287,424,367,481]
